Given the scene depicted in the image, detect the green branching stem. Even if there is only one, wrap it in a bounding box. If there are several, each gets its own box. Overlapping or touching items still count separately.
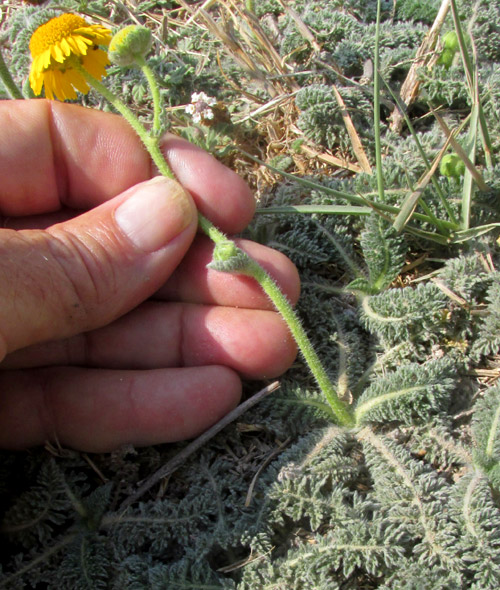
[354,384,428,424]
[315,221,364,279]
[462,470,483,541]
[275,397,337,421]
[358,427,450,563]
[0,535,74,587]
[82,66,354,428]
[361,295,404,323]
[0,46,23,99]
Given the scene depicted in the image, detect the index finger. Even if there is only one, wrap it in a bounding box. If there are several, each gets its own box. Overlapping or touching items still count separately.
[0,99,255,233]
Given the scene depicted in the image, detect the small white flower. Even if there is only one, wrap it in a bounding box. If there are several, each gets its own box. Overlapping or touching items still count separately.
[185,91,217,124]
[191,91,216,106]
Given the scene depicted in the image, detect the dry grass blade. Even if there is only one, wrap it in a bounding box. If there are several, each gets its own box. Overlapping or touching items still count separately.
[331,84,372,174]
[389,0,451,133]
[245,437,291,507]
[276,0,321,54]
[450,0,494,169]
[299,143,363,174]
[178,0,277,94]
[228,0,295,85]
[215,50,266,103]
[272,1,371,174]
[185,0,219,26]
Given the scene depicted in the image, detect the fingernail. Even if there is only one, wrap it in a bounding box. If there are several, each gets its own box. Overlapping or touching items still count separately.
[115,177,194,252]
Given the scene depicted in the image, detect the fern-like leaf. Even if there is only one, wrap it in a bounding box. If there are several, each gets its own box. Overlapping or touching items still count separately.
[354,359,457,425]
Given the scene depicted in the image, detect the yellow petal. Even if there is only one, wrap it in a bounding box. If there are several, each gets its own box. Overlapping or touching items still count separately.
[51,43,65,63]
[55,70,78,100]
[65,69,90,95]
[70,35,92,55]
[82,49,109,79]
[29,68,44,96]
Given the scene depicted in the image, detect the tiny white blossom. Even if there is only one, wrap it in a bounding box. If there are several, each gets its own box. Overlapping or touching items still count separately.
[185,91,217,124]
[191,91,216,106]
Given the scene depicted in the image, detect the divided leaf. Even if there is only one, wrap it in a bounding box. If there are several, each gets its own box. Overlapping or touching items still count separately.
[354,359,457,425]
[351,214,408,294]
[360,282,448,348]
[471,279,500,358]
[472,383,500,486]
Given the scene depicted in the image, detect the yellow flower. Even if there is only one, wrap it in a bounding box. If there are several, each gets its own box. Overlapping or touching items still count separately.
[29,13,112,101]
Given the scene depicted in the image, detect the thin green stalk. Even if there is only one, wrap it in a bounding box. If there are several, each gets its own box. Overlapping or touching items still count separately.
[245,257,355,427]
[79,67,174,179]
[461,100,478,230]
[136,55,162,135]
[373,0,385,203]
[0,47,23,99]
[197,212,227,243]
[238,147,457,232]
[450,0,494,168]
[256,205,372,216]
[381,77,459,228]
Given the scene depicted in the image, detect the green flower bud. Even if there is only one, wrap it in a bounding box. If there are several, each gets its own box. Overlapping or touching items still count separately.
[440,154,465,178]
[436,48,455,69]
[442,31,459,52]
[108,25,152,67]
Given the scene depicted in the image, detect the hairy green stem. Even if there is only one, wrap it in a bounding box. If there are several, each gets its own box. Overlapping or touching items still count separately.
[136,55,162,135]
[83,65,353,427]
[242,256,354,426]
[0,47,23,99]
[79,68,174,179]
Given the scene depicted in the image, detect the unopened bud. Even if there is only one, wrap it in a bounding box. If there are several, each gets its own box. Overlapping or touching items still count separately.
[440,154,465,178]
[108,25,152,67]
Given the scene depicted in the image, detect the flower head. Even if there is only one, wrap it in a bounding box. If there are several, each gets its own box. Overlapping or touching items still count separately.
[29,13,112,101]
[185,92,217,124]
[108,25,152,67]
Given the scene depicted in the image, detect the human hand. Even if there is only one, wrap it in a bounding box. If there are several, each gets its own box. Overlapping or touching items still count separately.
[0,100,299,452]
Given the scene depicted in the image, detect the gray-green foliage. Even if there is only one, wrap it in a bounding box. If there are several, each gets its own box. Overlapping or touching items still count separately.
[472,280,500,358]
[2,0,500,588]
[2,202,499,589]
[296,84,374,157]
[394,0,442,24]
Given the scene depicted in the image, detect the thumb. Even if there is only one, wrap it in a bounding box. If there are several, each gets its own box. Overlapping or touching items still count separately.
[0,176,197,360]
